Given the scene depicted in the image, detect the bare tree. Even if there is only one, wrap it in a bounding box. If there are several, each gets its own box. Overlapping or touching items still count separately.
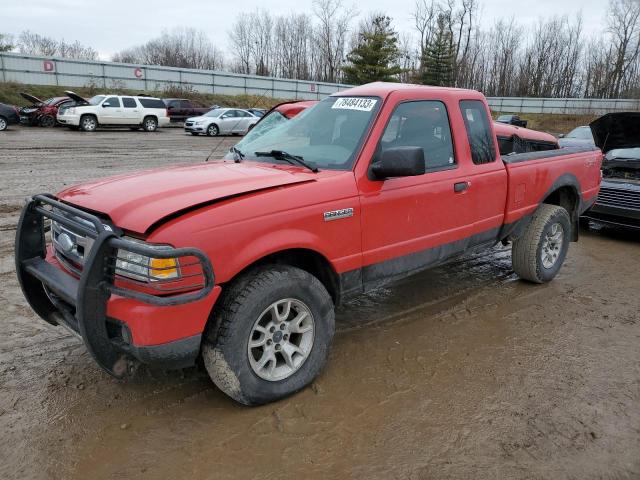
[313,0,356,82]
[16,31,98,59]
[112,28,224,70]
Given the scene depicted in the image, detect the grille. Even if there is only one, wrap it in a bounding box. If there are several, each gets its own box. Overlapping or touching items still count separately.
[51,209,98,274]
[596,186,640,210]
[185,122,193,127]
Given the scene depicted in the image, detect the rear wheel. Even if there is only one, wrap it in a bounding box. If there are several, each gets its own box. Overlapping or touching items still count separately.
[39,115,56,127]
[143,116,158,132]
[512,204,571,283]
[0,116,7,131]
[79,115,97,132]
[202,265,335,405]
[206,124,219,136]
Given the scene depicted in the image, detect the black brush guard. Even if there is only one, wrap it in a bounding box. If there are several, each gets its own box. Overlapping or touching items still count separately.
[15,194,215,377]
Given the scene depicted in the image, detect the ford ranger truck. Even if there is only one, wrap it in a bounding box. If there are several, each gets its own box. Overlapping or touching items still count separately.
[15,82,603,406]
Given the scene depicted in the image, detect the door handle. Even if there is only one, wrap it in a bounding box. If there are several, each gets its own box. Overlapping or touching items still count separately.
[454,181,470,193]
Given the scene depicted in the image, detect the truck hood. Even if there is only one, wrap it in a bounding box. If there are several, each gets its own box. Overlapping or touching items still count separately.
[57,162,315,234]
[590,112,640,153]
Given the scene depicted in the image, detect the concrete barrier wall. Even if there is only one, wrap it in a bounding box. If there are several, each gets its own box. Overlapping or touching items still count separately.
[2,52,639,113]
[0,52,349,100]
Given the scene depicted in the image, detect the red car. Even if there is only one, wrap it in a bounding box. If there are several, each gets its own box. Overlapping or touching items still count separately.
[15,83,602,405]
[19,93,76,127]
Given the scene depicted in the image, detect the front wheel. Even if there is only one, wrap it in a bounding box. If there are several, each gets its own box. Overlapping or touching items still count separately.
[512,204,571,283]
[202,265,335,405]
[143,116,158,132]
[206,124,219,136]
[79,115,97,132]
[39,115,56,127]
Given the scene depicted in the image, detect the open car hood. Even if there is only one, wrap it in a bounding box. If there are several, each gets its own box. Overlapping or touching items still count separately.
[57,161,314,234]
[63,90,88,105]
[20,92,43,105]
[590,112,640,153]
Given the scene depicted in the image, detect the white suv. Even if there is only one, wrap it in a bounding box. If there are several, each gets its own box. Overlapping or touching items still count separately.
[57,91,170,132]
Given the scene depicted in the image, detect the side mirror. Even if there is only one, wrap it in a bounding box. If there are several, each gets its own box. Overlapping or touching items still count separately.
[371,147,425,179]
[167,105,175,110]
[558,133,565,138]
[102,102,111,108]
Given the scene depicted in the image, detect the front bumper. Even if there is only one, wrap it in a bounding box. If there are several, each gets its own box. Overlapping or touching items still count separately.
[15,194,216,375]
[56,113,80,126]
[184,123,206,133]
[582,182,640,229]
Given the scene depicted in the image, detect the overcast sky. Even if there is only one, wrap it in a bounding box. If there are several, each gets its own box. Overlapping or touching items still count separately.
[1,0,607,60]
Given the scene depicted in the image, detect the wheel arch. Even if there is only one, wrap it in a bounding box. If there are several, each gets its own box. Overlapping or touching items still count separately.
[222,248,341,306]
[541,178,581,241]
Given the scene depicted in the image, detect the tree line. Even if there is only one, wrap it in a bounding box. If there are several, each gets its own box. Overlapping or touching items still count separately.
[2,0,639,99]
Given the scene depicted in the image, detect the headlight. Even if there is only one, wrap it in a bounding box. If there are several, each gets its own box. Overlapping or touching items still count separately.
[194,121,204,125]
[64,107,75,114]
[115,238,180,282]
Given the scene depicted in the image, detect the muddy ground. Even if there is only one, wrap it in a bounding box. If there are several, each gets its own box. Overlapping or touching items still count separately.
[0,127,639,480]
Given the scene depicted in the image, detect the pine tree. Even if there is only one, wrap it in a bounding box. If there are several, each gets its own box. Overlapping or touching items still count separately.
[421,15,455,87]
[342,16,403,85]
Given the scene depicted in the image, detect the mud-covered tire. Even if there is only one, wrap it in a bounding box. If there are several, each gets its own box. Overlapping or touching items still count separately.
[79,115,97,132]
[512,204,571,283]
[202,265,335,406]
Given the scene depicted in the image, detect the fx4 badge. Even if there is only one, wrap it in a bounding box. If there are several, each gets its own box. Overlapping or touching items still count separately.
[324,208,354,221]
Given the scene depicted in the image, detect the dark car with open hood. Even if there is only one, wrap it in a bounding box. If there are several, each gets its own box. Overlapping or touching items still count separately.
[19,93,77,127]
[0,102,20,131]
[582,112,640,229]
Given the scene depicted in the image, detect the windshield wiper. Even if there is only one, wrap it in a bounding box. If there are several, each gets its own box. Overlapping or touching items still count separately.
[255,150,319,173]
[231,146,245,162]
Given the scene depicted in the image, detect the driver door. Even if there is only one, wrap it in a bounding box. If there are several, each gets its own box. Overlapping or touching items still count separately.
[357,99,475,289]
[100,97,125,124]
[219,110,239,134]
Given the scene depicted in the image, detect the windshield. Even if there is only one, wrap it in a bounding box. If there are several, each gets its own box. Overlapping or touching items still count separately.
[497,115,511,122]
[606,147,640,160]
[89,95,105,106]
[205,108,225,117]
[234,111,289,147]
[567,127,592,139]
[225,96,380,170]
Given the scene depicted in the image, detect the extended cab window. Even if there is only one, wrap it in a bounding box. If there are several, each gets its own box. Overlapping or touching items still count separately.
[122,97,137,108]
[460,100,496,164]
[379,101,455,170]
[104,97,120,108]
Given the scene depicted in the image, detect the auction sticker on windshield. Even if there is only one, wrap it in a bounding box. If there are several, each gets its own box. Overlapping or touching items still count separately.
[332,97,377,111]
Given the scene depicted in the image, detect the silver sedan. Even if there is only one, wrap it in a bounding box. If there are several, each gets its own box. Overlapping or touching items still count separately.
[184,108,261,136]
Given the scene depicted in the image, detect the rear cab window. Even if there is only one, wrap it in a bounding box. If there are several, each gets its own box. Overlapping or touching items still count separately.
[379,100,455,171]
[459,100,496,164]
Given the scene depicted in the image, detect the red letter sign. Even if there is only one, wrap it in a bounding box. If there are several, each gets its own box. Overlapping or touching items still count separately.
[134,67,143,79]
[43,60,55,72]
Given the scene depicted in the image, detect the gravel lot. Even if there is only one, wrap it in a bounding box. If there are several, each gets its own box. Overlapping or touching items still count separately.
[1,127,639,480]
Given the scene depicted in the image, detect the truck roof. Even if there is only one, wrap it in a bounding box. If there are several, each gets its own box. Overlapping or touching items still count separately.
[333,82,485,101]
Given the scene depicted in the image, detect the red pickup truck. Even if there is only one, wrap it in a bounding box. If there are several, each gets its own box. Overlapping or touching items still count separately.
[15,83,602,405]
